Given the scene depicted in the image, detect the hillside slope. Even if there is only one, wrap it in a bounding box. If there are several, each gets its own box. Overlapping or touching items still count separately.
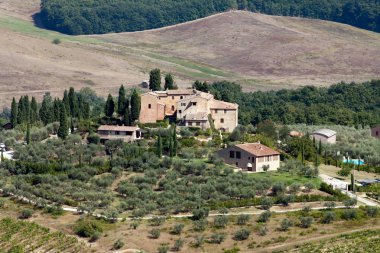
[98,11,380,88]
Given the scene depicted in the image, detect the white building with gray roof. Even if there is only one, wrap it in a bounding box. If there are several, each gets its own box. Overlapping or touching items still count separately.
[310,128,337,144]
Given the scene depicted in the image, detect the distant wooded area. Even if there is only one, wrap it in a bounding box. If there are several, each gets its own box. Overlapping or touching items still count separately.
[193,80,380,127]
[40,0,380,35]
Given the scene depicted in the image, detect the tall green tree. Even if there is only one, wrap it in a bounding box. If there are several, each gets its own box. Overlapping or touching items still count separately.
[156,134,163,158]
[130,89,141,122]
[117,85,127,116]
[172,124,178,156]
[58,103,69,139]
[68,87,78,117]
[10,97,18,128]
[63,90,70,115]
[25,123,31,145]
[149,68,161,91]
[39,93,53,125]
[105,94,115,118]
[123,104,131,126]
[30,97,38,124]
[164,73,174,90]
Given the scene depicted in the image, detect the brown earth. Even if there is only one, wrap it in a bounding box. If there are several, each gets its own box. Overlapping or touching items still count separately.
[0,1,379,108]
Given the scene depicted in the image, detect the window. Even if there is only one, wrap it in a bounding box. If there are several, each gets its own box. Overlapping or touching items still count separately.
[188,122,193,126]
[172,96,175,100]
[252,157,255,163]
[171,105,175,111]
[148,104,152,109]
[181,103,186,106]
[220,118,224,123]
[229,151,235,158]
[248,157,250,160]
[224,109,227,114]
[236,162,239,166]
[215,110,218,114]
[115,131,120,135]
[179,110,182,114]
[236,151,241,159]
[196,122,201,126]
[192,102,197,106]
[180,96,183,99]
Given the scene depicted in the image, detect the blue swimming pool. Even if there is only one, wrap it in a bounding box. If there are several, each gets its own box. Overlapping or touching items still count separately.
[343,159,365,165]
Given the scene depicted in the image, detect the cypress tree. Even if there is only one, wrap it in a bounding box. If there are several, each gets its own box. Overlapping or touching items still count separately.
[10,97,18,128]
[123,104,131,126]
[168,133,173,157]
[68,87,78,117]
[17,97,23,124]
[117,85,127,116]
[351,173,355,192]
[30,97,38,124]
[83,101,91,119]
[130,89,141,123]
[149,68,161,91]
[39,93,53,125]
[156,134,163,158]
[53,98,61,122]
[105,94,115,118]
[164,73,174,90]
[318,140,322,155]
[172,124,178,156]
[63,90,70,116]
[58,103,68,139]
[26,123,31,145]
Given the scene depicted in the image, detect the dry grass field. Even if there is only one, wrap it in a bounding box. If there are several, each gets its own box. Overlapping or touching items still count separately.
[0,0,379,108]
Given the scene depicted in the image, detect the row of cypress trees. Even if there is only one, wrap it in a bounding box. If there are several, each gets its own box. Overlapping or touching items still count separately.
[104,85,141,126]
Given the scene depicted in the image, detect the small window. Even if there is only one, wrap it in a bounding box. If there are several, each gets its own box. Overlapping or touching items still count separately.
[181,103,186,106]
[248,157,250,160]
[236,151,241,159]
[229,151,235,158]
[220,118,224,123]
[224,109,227,114]
[188,122,193,126]
[171,105,175,111]
[179,110,182,114]
[148,104,152,109]
[252,157,255,163]
[192,102,197,106]
[180,96,183,99]
[115,131,120,135]
[172,96,175,100]
[215,110,218,114]
[236,162,239,166]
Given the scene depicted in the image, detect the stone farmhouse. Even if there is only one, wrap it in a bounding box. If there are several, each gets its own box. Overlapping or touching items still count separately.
[139,89,239,132]
[97,125,142,143]
[217,142,280,172]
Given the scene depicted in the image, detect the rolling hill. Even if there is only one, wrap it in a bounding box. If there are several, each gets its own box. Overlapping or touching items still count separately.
[0,0,379,108]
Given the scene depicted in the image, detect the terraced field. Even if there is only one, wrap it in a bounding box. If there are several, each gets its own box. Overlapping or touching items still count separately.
[0,218,88,253]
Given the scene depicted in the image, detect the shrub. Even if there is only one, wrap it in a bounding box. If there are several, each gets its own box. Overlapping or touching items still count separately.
[365,206,379,217]
[209,233,226,244]
[44,205,64,216]
[280,218,293,231]
[172,239,184,252]
[261,197,273,210]
[192,235,205,248]
[112,239,124,250]
[233,228,251,241]
[150,216,166,226]
[130,221,140,229]
[343,198,357,208]
[272,182,286,196]
[74,219,103,238]
[193,219,208,231]
[304,182,316,192]
[289,183,301,193]
[149,228,161,239]
[89,231,101,242]
[257,225,268,236]
[324,201,336,210]
[342,209,358,220]
[87,134,100,144]
[236,214,250,225]
[172,223,185,235]
[258,211,272,223]
[158,244,169,253]
[300,216,313,228]
[322,211,336,224]
[278,194,295,206]
[19,209,33,219]
[214,215,228,228]
[0,199,5,208]
[192,208,209,220]
[52,38,61,44]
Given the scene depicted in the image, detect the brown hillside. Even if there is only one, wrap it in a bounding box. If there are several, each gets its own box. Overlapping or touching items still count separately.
[98,11,380,88]
[0,2,379,107]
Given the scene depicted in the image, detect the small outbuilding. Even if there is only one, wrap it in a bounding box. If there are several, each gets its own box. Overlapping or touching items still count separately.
[310,129,337,144]
[217,142,280,172]
[371,125,380,139]
[97,125,141,143]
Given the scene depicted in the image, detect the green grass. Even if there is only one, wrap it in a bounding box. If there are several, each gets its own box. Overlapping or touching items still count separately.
[0,15,101,44]
[248,171,321,187]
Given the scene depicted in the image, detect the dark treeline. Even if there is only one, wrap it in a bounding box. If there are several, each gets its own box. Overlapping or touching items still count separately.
[193,80,380,127]
[40,0,380,35]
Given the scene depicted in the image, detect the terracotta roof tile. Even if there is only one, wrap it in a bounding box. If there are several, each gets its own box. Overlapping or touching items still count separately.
[235,143,280,157]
